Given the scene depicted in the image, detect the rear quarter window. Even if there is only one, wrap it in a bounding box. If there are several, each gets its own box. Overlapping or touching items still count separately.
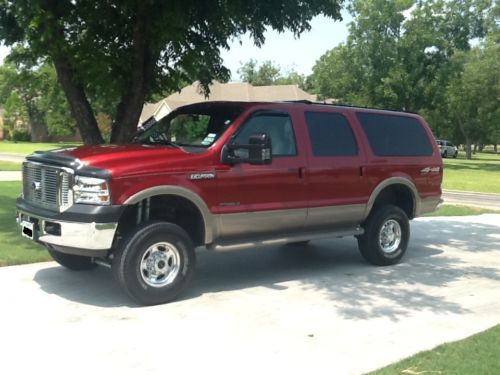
[356,112,433,157]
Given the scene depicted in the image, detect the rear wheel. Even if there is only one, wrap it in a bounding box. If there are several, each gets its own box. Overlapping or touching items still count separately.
[453,151,458,158]
[443,150,448,158]
[47,247,97,271]
[112,221,195,305]
[357,205,409,266]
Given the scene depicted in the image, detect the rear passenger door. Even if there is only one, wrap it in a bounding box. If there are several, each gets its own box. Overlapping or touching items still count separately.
[303,110,369,230]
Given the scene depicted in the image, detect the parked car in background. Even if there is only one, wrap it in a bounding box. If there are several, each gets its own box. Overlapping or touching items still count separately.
[436,139,458,158]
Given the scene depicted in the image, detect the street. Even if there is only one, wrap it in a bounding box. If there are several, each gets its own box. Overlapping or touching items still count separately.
[1,214,500,374]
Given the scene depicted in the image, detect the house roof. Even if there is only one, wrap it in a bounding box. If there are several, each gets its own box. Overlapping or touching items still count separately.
[139,81,318,124]
[165,81,316,103]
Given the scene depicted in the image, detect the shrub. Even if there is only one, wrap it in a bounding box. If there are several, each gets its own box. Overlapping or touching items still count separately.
[11,129,31,142]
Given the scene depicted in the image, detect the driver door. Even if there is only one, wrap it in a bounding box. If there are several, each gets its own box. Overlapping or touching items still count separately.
[215,110,308,241]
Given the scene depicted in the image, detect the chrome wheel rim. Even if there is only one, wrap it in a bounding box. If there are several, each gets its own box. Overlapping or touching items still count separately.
[379,219,402,254]
[140,242,181,287]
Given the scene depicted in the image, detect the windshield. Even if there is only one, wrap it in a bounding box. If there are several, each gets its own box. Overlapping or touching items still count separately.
[136,104,244,150]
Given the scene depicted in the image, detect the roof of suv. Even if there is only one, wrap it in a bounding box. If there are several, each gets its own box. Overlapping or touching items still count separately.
[180,100,422,118]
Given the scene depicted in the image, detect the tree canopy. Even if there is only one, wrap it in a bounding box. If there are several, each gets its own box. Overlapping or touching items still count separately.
[238,59,308,88]
[0,0,343,144]
[310,0,499,158]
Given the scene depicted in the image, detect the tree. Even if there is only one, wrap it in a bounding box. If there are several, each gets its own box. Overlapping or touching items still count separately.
[238,59,280,86]
[238,59,308,88]
[446,39,500,159]
[0,0,343,144]
[310,0,493,112]
[0,62,76,142]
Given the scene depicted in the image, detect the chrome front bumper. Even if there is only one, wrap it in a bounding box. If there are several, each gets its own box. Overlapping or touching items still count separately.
[17,210,117,251]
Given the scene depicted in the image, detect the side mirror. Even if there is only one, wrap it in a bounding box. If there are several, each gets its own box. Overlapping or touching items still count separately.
[221,132,272,165]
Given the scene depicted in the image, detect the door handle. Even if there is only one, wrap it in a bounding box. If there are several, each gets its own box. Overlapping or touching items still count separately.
[287,167,306,179]
[298,167,306,179]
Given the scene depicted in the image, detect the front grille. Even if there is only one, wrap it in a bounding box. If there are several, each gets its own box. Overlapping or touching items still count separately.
[22,162,72,211]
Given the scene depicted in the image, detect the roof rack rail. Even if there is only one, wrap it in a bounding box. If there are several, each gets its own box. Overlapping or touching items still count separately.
[282,100,314,104]
[281,100,418,114]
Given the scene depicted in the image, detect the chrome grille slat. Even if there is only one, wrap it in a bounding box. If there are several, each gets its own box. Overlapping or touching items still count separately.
[22,162,72,212]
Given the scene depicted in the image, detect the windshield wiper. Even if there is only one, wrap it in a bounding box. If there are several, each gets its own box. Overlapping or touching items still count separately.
[150,138,183,149]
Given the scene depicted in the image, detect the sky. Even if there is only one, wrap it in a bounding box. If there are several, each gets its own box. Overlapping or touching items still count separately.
[0,44,8,62]
[0,11,351,81]
[221,12,351,80]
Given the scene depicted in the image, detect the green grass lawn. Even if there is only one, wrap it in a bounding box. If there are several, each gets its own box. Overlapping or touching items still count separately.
[0,182,51,266]
[371,324,500,374]
[424,204,500,217]
[0,141,79,155]
[0,161,22,171]
[443,152,500,194]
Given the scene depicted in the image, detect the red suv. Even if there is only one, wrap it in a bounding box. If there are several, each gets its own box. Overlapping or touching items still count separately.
[17,101,443,305]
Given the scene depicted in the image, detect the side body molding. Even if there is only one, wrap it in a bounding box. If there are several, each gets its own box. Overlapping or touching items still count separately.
[124,186,216,244]
[363,177,420,220]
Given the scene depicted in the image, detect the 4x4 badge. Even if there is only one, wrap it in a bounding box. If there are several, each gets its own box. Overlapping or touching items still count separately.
[420,166,440,174]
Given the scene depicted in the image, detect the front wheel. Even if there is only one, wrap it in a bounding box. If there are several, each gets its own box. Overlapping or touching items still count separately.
[357,205,410,266]
[47,247,97,271]
[112,221,195,305]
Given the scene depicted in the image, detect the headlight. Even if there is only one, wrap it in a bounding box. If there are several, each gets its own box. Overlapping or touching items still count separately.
[73,176,110,205]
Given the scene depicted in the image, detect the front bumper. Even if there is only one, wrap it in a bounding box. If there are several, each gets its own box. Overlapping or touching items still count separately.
[16,198,123,255]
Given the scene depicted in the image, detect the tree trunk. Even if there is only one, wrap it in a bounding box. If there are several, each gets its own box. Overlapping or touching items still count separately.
[53,58,104,145]
[29,121,49,142]
[110,3,152,144]
[41,0,103,145]
[494,144,498,153]
[457,117,472,160]
[465,138,472,160]
[25,102,49,142]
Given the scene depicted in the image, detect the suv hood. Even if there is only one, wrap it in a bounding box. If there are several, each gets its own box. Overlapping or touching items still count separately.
[61,144,195,176]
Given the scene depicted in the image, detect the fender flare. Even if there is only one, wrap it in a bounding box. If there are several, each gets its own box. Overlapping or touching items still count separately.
[363,177,420,220]
[124,186,215,244]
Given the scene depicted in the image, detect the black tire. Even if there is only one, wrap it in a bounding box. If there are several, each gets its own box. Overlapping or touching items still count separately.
[357,205,410,266]
[443,150,448,158]
[47,247,97,271]
[112,221,195,305]
[453,151,458,158]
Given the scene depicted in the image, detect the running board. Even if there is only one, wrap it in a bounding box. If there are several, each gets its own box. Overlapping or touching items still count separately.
[208,226,364,251]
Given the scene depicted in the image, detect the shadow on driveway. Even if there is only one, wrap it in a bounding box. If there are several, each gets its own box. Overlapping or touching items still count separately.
[34,217,500,318]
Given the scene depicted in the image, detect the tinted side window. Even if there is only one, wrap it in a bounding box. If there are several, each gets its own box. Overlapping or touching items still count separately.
[357,113,433,156]
[305,112,358,156]
[233,113,296,156]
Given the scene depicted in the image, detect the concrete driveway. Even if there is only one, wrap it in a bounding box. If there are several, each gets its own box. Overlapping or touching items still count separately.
[1,214,500,375]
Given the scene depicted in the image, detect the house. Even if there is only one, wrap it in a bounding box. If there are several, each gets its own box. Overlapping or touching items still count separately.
[139,81,318,126]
